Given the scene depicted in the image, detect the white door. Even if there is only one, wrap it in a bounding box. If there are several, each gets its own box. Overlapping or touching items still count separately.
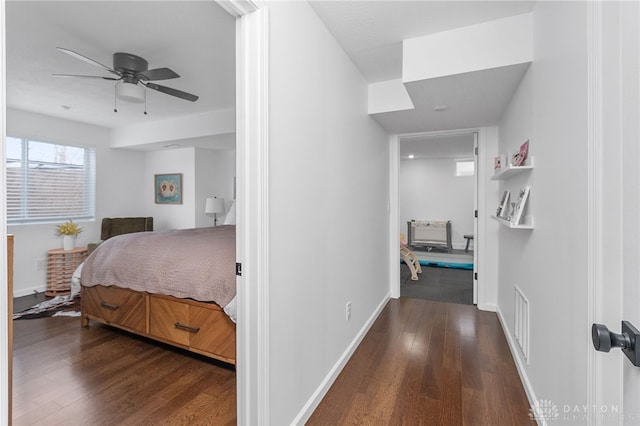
[591,1,640,422]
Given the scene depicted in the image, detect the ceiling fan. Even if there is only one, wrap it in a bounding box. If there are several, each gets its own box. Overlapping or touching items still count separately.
[53,47,199,108]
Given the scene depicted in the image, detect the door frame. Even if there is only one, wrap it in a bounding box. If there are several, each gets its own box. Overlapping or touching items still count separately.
[0,1,272,424]
[1,0,10,423]
[586,0,632,421]
[389,128,485,308]
[221,1,271,425]
[586,1,606,420]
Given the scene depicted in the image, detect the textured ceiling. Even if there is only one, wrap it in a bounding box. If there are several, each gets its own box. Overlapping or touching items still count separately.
[6,1,536,138]
[309,0,535,83]
[310,1,535,134]
[6,1,235,130]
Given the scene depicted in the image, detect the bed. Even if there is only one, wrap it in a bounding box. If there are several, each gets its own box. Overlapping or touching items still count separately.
[79,225,237,365]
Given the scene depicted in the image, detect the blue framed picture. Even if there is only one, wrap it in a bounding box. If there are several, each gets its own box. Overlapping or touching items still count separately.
[155,173,182,204]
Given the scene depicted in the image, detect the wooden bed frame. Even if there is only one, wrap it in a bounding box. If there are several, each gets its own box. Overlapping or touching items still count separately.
[81,284,236,365]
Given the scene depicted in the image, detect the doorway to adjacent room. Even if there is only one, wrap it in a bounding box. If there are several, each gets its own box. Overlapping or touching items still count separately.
[391,130,479,305]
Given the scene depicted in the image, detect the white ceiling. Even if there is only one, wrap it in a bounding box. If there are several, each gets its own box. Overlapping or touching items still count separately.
[309,0,535,83]
[6,1,235,130]
[310,0,535,134]
[5,1,535,141]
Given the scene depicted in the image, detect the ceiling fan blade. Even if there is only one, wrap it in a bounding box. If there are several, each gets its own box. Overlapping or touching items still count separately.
[56,47,120,77]
[53,73,120,81]
[143,82,199,102]
[137,68,180,81]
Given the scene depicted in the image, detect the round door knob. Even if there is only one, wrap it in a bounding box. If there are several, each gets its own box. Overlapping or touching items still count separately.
[592,323,631,352]
[592,323,612,352]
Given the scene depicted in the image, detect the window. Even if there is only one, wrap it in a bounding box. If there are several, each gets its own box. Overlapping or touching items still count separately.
[456,160,475,177]
[6,137,96,224]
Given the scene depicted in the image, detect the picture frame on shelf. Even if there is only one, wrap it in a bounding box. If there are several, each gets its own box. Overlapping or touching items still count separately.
[511,186,531,225]
[511,140,529,167]
[494,154,507,171]
[497,190,511,218]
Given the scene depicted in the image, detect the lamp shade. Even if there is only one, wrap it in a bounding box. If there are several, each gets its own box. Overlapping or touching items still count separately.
[205,197,225,215]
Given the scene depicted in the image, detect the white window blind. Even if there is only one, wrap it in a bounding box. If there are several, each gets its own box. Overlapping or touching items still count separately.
[6,137,96,224]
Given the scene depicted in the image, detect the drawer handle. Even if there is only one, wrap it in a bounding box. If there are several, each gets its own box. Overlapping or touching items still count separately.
[100,301,120,311]
[174,322,201,333]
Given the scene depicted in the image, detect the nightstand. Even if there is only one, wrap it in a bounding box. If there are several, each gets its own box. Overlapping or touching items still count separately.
[46,247,87,297]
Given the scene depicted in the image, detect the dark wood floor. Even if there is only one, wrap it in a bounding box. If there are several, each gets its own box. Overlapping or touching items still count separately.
[12,313,236,425]
[13,295,532,425]
[308,298,534,425]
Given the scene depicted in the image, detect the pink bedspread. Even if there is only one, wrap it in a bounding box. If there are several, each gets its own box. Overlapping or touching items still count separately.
[80,225,236,307]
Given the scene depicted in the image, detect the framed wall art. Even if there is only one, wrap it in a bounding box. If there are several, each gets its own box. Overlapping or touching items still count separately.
[155,173,182,204]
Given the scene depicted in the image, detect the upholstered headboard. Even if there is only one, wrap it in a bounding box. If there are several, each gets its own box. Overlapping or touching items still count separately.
[100,217,154,240]
[87,217,154,255]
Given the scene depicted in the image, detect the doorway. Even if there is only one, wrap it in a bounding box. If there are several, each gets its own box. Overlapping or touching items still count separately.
[390,130,482,306]
[0,1,266,424]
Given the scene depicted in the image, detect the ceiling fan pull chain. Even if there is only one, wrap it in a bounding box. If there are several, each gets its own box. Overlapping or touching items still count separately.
[113,84,118,113]
[144,89,148,115]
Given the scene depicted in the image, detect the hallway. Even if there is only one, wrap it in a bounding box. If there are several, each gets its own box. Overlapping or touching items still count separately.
[308,298,533,425]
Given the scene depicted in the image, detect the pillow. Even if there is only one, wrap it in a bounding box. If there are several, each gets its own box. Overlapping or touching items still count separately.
[223,200,236,225]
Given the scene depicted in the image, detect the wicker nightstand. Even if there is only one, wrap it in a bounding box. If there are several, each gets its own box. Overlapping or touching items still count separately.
[46,247,87,297]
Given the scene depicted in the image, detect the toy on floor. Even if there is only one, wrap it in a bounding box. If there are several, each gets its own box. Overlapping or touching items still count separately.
[400,243,422,281]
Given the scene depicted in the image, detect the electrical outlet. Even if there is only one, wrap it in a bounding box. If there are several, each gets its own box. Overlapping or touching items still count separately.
[346,301,351,321]
[36,258,46,271]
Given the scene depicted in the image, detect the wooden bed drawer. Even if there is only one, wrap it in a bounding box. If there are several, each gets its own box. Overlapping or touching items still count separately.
[82,285,146,333]
[189,305,236,360]
[149,296,235,361]
[149,296,190,346]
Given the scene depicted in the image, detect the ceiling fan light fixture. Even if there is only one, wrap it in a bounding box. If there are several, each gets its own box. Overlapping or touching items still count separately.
[116,81,145,103]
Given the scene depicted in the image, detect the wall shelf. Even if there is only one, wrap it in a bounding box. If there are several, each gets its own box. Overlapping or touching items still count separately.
[491,215,534,229]
[491,164,533,181]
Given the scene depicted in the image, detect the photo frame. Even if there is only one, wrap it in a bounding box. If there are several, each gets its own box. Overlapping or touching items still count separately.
[511,186,531,225]
[497,190,511,218]
[155,173,182,204]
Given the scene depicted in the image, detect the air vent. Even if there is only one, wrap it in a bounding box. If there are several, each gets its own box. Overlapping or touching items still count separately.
[514,285,530,364]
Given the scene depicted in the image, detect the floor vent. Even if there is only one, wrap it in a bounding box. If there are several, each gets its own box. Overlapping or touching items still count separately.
[514,285,530,364]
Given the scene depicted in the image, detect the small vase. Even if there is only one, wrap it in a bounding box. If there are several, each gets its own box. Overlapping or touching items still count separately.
[62,235,75,251]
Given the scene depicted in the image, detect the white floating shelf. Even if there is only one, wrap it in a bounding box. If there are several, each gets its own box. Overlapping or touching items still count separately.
[491,215,535,229]
[491,163,534,180]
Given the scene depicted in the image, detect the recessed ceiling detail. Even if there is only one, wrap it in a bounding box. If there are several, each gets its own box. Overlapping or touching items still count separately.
[368,13,533,133]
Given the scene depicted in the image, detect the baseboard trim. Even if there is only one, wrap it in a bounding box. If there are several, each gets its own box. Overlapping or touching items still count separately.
[496,306,543,425]
[13,286,47,298]
[291,293,391,425]
[478,302,496,312]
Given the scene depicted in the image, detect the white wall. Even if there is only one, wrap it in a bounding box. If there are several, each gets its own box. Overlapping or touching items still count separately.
[497,0,588,412]
[195,148,235,228]
[146,148,197,230]
[7,108,146,296]
[145,146,235,231]
[7,109,236,295]
[267,2,390,424]
[399,157,475,249]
